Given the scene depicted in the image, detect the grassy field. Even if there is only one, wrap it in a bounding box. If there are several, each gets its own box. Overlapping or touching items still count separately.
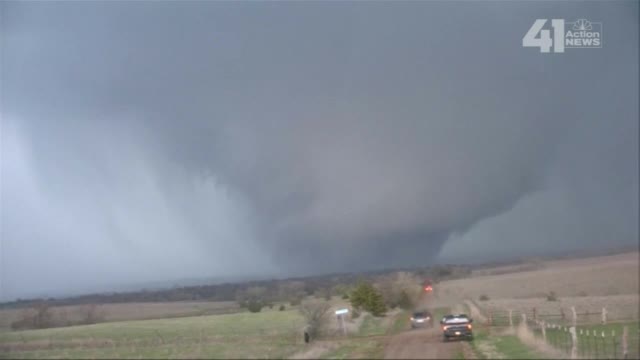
[0,309,305,359]
[316,309,407,359]
[490,335,546,359]
[438,252,639,300]
[0,301,241,331]
[475,294,639,324]
[357,315,386,337]
[320,338,384,359]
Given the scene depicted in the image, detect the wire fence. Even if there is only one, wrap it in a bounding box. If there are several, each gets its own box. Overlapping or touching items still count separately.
[526,318,639,359]
[476,304,639,359]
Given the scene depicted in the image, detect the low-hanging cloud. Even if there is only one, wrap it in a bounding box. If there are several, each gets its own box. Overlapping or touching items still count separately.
[1,1,637,300]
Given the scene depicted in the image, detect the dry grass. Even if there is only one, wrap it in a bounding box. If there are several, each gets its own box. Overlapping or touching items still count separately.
[0,301,239,331]
[477,294,639,323]
[0,309,305,359]
[438,252,639,301]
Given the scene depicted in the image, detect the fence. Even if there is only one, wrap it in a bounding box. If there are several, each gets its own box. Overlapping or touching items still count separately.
[525,317,638,359]
[485,308,606,327]
[475,303,639,359]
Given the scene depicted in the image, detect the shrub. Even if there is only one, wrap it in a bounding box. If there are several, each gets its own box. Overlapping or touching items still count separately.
[397,290,413,310]
[246,299,264,313]
[350,282,387,317]
[375,272,421,310]
[546,291,558,301]
[479,294,490,301]
[279,304,285,311]
[299,299,331,340]
[341,293,349,300]
[351,309,360,319]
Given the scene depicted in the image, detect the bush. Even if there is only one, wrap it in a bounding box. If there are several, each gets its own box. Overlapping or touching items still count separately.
[299,299,331,340]
[375,272,421,310]
[351,309,360,319]
[246,299,264,313]
[479,294,490,301]
[279,304,285,311]
[350,282,387,317]
[341,293,349,300]
[546,291,558,301]
[397,290,413,310]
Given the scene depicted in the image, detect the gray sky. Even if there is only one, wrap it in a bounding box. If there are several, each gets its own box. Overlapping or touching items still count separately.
[1,1,638,301]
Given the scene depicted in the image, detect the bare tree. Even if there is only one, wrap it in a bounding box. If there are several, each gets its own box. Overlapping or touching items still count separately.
[375,271,422,309]
[298,299,331,340]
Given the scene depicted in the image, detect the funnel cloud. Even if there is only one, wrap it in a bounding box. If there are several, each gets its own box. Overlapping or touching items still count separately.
[1,1,638,300]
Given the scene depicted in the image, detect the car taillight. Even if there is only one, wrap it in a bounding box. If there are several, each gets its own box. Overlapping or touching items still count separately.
[467,324,472,329]
[442,326,449,331]
[410,317,414,321]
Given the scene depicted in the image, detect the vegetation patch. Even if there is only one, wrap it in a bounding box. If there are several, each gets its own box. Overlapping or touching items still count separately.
[0,310,305,359]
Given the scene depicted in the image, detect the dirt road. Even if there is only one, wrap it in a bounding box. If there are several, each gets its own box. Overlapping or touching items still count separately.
[383,327,473,359]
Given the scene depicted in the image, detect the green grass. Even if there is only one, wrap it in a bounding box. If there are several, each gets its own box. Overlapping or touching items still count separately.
[536,321,639,359]
[320,338,384,359]
[491,335,544,359]
[323,310,407,359]
[467,323,488,359]
[388,310,410,334]
[358,315,386,337]
[453,349,466,360]
[0,310,305,359]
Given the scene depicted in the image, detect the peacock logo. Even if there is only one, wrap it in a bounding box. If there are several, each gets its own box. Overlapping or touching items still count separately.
[572,19,593,31]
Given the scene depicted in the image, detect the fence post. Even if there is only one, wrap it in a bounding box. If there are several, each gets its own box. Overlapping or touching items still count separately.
[593,330,600,359]
[622,326,628,359]
[571,306,577,327]
[533,307,537,322]
[541,320,546,342]
[509,309,513,328]
[602,307,607,325]
[570,326,578,359]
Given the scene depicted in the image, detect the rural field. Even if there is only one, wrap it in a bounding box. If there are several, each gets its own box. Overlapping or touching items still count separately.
[1,251,638,359]
[0,309,305,359]
[0,301,239,332]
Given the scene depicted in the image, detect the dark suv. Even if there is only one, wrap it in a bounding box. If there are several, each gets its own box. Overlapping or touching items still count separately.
[440,314,473,341]
[410,311,433,328]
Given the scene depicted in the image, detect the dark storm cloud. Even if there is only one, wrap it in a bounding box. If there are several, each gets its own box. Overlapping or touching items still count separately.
[1,1,637,300]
